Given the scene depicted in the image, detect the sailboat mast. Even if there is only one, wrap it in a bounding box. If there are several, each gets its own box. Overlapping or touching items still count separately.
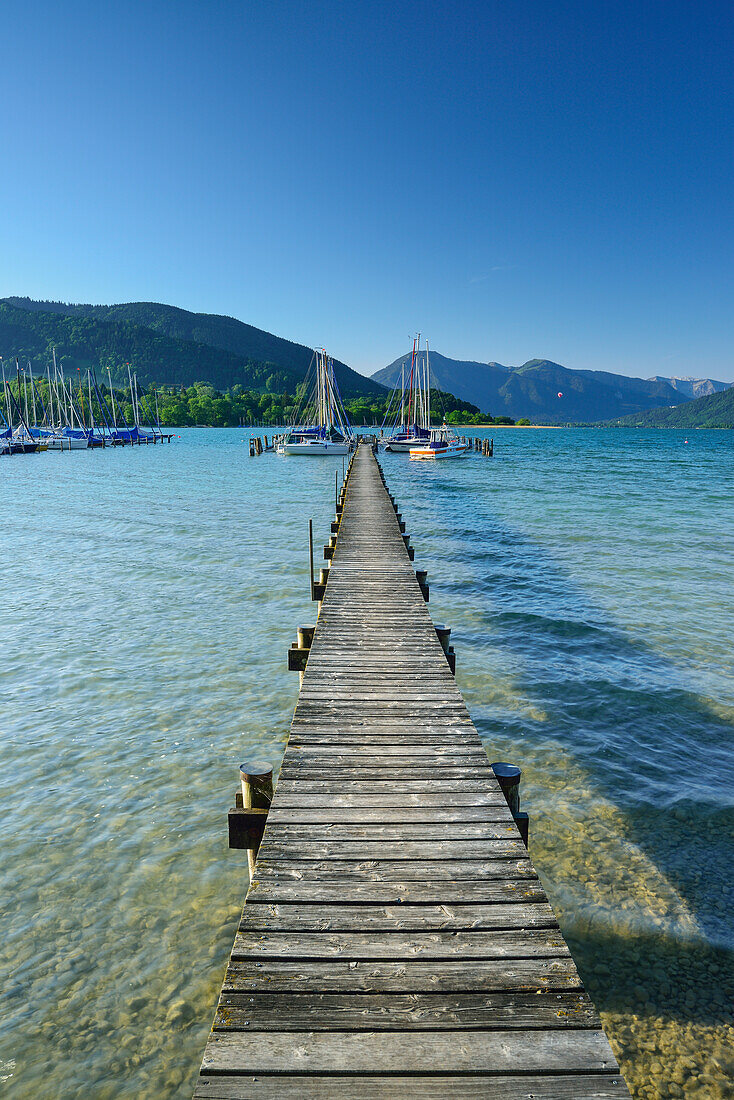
[407,337,416,428]
[0,358,8,429]
[88,371,95,433]
[107,367,118,428]
[28,362,37,426]
[126,364,136,428]
[425,341,431,427]
[22,364,29,426]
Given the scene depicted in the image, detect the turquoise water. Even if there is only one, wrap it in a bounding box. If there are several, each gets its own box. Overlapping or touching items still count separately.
[1,427,732,1099]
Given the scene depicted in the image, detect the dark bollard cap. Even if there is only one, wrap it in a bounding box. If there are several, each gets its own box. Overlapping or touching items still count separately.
[240,760,273,780]
[491,762,521,782]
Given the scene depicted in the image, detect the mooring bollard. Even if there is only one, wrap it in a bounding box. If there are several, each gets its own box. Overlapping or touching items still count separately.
[416,569,429,602]
[288,623,315,683]
[309,519,315,597]
[239,761,273,877]
[491,761,529,846]
[323,534,337,560]
[435,623,456,673]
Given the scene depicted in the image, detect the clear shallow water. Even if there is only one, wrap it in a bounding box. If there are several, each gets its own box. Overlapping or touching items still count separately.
[1,427,733,1099]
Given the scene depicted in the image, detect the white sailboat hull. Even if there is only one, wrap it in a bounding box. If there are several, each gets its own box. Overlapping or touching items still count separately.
[383,439,425,452]
[279,440,351,455]
[43,435,90,450]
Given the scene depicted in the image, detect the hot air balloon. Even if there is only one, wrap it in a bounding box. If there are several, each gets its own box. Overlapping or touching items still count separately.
[557,392,563,398]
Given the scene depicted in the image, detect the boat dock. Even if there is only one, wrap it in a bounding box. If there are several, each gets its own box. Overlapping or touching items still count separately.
[194,443,630,1098]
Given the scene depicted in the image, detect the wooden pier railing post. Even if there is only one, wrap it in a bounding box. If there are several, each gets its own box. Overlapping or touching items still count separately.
[308,519,315,599]
[239,760,273,878]
[492,761,529,846]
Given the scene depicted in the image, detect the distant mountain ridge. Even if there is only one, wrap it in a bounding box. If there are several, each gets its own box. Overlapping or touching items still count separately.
[607,386,734,429]
[0,297,384,399]
[372,351,712,424]
[647,375,732,399]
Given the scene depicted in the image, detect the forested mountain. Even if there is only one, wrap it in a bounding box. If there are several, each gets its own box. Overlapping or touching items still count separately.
[373,351,692,424]
[0,298,384,398]
[607,386,734,429]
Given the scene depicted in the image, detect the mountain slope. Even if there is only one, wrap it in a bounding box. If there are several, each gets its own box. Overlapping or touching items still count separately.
[1,298,384,398]
[372,351,510,411]
[374,351,688,424]
[608,386,734,428]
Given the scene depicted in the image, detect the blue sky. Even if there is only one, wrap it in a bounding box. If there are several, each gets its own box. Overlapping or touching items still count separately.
[1,0,732,380]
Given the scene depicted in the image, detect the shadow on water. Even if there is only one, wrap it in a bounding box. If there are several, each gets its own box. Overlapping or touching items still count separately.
[412,480,734,1097]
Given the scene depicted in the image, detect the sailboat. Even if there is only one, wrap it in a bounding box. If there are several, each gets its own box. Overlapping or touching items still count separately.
[30,350,92,449]
[1,359,41,454]
[278,350,354,455]
[383,337,432,452]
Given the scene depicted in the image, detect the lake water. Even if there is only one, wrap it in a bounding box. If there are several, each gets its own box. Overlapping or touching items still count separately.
[1,427,732,1099]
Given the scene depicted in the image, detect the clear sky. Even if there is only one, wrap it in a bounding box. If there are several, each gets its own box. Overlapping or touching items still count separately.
[1,0,732,380]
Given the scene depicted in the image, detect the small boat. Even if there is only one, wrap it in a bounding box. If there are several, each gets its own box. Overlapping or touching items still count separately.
[1,432,40,455]
[278,350,354,456]
[409,425,469,460]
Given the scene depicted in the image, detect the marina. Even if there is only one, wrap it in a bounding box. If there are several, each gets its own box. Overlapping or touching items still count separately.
[0,354,174,453]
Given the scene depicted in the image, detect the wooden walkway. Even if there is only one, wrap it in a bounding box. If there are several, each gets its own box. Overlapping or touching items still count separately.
[195,445,630,1098]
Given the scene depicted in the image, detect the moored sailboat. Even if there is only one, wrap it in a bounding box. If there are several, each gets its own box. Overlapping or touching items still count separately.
[278,350,354,455]
[383,337,433,451]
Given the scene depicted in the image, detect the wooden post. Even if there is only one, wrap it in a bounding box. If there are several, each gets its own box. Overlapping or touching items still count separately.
[308,519,314,599]
[491,761,528,846]
[239,760,273,877]
[335,469,338,511]
[416,569,429,602]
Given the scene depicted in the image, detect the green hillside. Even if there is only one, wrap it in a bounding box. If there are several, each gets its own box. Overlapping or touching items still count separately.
[608,386,734,428]
[1,297,382,398]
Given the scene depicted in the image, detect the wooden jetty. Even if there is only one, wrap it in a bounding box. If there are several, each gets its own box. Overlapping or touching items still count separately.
[195,444,629,1098]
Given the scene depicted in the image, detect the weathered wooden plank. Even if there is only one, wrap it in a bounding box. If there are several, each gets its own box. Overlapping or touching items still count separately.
[200,1029,616,1074]
[239,902,558,931]
[213,990,598,1031]
[257,840,526,861]
[271,794,509,808]
[232,929,569,959]
[265,805,513,824]
[246,880,549,903]
[254,858,536,881]
[279,768,493,781]
[275,780,503,794]
[195,1075,630,1099]
[261,822,519,841]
